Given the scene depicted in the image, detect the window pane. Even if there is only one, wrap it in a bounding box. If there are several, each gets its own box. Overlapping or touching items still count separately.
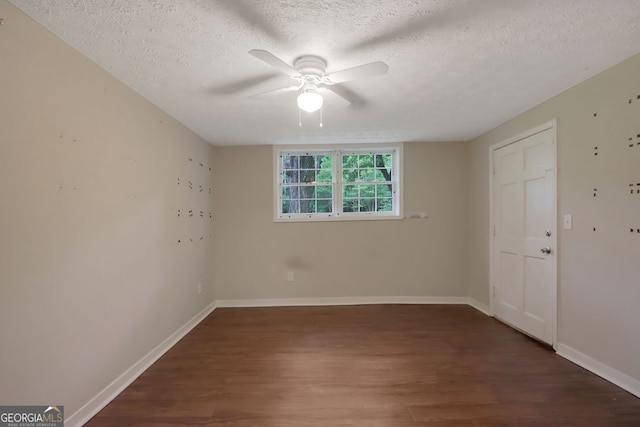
[360,198,375,212]
[343,169,357,182]
[358,154,374,167]
[360,185,375,197]
[343,185,358,198]
[359,168,375,182]
[282,186,296,200]
[377,198,393,212]
[343,199,358,212]
[343,169,358,182]
[300,155,315,169]
[376,184,393,197]
[376,154,392,168]
[375,169,390,182]
[299,199,316,213]
[284,170,299,183]
[317,185,332,199]
[319,155,332,169]
[282,155,299,169]
[317,169,332,182]
[317,200,332,213]
[300,186,316,198]
[283,199,300,213]
[300,170,316,183]
[342,154,358,168]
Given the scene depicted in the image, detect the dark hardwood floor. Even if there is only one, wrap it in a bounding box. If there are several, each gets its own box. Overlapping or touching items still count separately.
[86,305,640,426]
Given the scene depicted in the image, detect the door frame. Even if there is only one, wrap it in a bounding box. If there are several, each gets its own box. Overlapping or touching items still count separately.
[489,119,558,349]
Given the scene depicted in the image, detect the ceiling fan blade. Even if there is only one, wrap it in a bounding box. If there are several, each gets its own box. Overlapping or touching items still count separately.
[321,86,367,109]
[217,0,282,42]
[209,73,281,95]
[250,85,300,98]
[325,61,389,84]
[249,49,300,78]
[319,87,351,108]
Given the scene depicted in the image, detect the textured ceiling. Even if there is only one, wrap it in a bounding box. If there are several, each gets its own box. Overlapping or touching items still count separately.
[8,0,640,146]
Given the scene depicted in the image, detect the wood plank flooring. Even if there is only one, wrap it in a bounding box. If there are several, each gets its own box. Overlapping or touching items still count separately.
[86,305,640,426]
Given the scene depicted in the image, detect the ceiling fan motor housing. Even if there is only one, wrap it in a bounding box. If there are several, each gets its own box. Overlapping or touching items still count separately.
[294,55,327,79]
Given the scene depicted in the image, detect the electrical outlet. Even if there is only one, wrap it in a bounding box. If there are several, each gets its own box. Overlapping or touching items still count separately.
[287,272,294,282]
[197,282,202,294]
[563,214,572,230]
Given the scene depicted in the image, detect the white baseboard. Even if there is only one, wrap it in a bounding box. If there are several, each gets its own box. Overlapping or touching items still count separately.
[556,343,640,399]
[215,296,470,308]
[466,298,491,316]
[66,301,217,427]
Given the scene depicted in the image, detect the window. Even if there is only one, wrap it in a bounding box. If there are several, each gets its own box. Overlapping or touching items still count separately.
[274,144,402,221]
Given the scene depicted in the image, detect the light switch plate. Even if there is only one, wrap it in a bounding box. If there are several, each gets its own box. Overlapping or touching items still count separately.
[563,214,573,230]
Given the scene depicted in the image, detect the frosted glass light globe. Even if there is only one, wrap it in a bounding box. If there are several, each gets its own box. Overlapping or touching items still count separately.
[297,90,323,113]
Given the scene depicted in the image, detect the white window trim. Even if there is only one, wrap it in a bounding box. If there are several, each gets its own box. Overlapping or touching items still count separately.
[273,143,403,222]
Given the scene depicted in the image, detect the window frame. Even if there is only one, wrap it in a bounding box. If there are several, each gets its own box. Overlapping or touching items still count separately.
[274,143,403,222]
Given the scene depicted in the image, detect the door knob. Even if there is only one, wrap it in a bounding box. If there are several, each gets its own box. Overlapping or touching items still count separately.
[541,246,552,254]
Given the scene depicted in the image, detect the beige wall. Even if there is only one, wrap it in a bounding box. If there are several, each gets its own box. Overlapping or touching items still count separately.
[212,142,469,301]
[0,0,215,417]
[468,53,640,385]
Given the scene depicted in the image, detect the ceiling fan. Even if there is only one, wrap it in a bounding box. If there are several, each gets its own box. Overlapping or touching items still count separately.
[248,49,389,113]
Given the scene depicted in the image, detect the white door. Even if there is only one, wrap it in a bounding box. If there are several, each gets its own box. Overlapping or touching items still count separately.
[491,126,557,345]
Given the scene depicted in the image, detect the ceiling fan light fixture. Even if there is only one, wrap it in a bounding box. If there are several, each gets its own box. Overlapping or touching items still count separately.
[297,87,323,113]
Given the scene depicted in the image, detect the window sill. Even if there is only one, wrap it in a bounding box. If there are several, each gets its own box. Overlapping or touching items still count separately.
[274,212,404,223]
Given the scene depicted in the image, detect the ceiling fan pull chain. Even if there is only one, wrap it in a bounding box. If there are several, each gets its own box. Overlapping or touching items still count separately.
[298,108,302,127]
[319,106,323,128]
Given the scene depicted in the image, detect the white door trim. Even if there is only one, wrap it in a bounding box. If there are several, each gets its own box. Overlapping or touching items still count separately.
[489,119,558,349]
